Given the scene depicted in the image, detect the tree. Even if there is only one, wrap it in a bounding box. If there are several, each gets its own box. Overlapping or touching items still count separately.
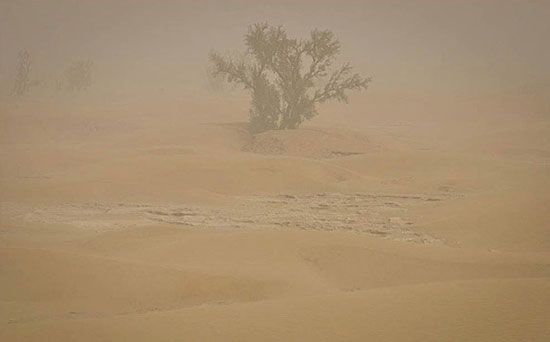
[210,23,371,133]
[12,50,32,97]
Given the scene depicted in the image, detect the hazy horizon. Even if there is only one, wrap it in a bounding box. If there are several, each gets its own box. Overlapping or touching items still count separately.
[1,0,549,101]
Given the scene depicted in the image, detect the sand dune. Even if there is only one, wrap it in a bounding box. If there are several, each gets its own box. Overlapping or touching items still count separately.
[2,225,550,340]
[2,94,550,340]
[243,127,374,158]
[4,278,549,341]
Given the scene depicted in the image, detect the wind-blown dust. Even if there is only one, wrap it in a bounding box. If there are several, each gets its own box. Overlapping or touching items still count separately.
[1,1,550,341]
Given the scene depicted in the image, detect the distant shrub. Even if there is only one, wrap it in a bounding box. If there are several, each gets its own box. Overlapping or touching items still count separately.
[65,60,93,91]
[12,50,33,97]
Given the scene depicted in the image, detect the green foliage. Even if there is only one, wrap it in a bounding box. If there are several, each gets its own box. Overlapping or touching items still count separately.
[210,23,371,132]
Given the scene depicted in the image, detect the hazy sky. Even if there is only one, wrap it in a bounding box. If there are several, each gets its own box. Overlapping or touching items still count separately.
[1,0,549,97]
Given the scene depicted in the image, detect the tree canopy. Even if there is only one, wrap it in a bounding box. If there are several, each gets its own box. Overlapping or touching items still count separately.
[210,23,371,132]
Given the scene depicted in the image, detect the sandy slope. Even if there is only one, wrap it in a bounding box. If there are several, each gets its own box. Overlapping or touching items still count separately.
[4,278,549,342]
[1,96,549,341]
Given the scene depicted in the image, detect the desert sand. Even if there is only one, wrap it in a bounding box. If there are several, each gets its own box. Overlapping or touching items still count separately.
[1,92,549,341]
[1,1,550,341]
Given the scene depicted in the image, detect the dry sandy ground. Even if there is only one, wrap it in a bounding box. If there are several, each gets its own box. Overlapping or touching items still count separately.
[1,95,549,341]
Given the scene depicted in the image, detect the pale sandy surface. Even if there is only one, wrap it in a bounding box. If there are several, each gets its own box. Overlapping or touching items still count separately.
[2,0,550,340]
[1,93,549,341]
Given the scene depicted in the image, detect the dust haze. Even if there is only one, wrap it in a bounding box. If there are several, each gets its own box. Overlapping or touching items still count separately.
[1,1,550,341]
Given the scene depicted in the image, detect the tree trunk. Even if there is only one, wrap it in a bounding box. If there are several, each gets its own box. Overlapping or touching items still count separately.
[278,104,301,130]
